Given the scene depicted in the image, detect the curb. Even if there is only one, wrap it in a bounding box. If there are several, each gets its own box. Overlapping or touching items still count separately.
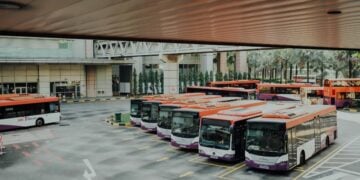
[61,97,129,104]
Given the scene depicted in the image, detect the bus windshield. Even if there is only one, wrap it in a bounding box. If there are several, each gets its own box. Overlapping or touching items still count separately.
[158,106,176,129]
[200,119,231,150]
[131,101,141,116]
[172,111,199,138]
[246,122,286,156]
[142,104,151,121]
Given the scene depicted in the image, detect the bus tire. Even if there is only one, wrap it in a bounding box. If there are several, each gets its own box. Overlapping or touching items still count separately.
[272,96,278,101]
[300,151,306,165]
[343,102,350,109]
[334,130,337,140]
[326,136,330,147]
[35,118,44,127]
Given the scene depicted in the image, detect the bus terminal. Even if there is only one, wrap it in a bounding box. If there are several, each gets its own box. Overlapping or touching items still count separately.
[1,1,360,180]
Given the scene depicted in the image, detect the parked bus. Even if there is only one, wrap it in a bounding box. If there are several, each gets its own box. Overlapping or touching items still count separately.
[207,80,259,89]
[245,105,337,171]
[198,103,295,162]
[293,75,317,84]
[140,94,215,131]
[257,83,313,101]
[186,86,257,100]
[0,95,61,131]
[300,87,324,105]
[157,97,240,139]
[323,78,360,108]
[130,93,205,126]
[171,100,265,149]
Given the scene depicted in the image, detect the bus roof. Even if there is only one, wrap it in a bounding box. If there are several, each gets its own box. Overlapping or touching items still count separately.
[187,86,256,93]
[173,100,266,113]
[301,86,324,91]
[248,105,336,129]
[202,103,296,124]
[0,95,59,107]
[326,78,360,82]
[257,83,314,88]
[208,80,260,86]
[143,94,219,104]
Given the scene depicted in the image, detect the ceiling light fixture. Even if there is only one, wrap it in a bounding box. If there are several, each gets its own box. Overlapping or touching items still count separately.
[0,1,26,10]
[327,10,342,15]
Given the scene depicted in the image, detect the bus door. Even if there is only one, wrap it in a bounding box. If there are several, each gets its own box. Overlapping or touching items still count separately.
[287,128,297,168]
[315,117,321,151]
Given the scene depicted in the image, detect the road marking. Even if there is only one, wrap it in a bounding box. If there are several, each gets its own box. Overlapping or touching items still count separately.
[83,159,96,180]
[179,171,193,178]
[294,135,360,180]
[156,157,169,162]
[33,159,43,167]
[12,144,21,150]
[189,156,232,168]
[22,151,31,157]
[217,162,245,178]
[32,142,40,148]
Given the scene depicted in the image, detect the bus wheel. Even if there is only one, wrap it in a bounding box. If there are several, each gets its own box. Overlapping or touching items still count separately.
[326,136,330,147]
[343,102,350,109]
[300,151,306,165]
[35,118,44,127]
[334,130,337,139]
[272,96,278,101]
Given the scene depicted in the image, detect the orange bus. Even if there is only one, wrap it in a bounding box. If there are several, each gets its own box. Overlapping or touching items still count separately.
[323,78,360,108]
[207,80,259,89]
[170,100,265,149]
[0,94,60,131]
[186,86,257,100]
[300,86,324,105]
[257,83,314,101]
[199,103,295,161]
[156,97,240,139]
[245,105,337,171]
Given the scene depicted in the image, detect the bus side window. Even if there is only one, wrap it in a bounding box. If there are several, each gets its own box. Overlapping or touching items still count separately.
[0,108,3,119]
[49,103,59,113]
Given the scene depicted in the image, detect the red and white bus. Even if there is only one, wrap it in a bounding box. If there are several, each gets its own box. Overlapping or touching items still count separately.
[157,97,240,139]
[198,103,295,162]
[207,80,259,89]
[186,86,257,100]
[170,100,265,149]
[300,86,324,105]
[0,94,61,131]
[257,83,314,101]
[323,78,360,108]
[245,105,337,171]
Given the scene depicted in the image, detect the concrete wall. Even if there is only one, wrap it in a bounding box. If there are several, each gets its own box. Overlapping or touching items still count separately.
[0,36,88,59]
[95,65,112,97]
[0,64,38,83]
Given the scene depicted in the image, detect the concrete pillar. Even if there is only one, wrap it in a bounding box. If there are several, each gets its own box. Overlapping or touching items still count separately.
[160,55,181,94]
[85,40,94,58]
[235,51,248,73]
[132,56,143,74]
[200,53,213,73]
[38,64,50,96]
[219,52,228,73]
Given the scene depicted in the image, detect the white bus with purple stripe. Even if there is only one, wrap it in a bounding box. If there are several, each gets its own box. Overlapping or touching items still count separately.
[245,105,337,171]
[198,103,295,162]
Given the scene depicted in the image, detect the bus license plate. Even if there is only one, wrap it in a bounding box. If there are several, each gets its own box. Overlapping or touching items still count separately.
[210,155,218,159]
[180,145,186,148]
[259,165,269,169]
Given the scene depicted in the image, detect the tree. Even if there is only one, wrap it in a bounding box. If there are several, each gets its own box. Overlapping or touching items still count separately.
[210,71,214,82]
[149,70,155,94]
[179,70,183,93]
[160,71,164,94]
[193,69,198,86]
[154,70,159,94]
[243,72,248,80]
[223,73,229,81]
[188,69,193,86]
[229,71,234,80]
[138,72,143,94]
[205,71,209,84]
[237,72,242,80]
[132,69,137,96]
[199,72,205,86]
[233,71,238,80]
[143,71,148,94]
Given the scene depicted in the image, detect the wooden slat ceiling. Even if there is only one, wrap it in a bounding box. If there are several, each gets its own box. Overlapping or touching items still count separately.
[0,0,360,49]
